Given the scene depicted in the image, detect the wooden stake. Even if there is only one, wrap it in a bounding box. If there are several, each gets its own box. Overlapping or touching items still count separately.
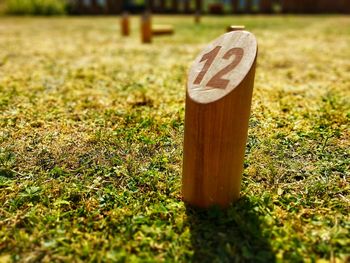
[141,12,152,44]
[152,25,174,36]
[121,12,130,37]
[182,31,258,208]
[227,25,245,32]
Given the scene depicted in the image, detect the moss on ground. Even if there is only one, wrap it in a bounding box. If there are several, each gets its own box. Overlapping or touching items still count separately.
[0,15,349,262]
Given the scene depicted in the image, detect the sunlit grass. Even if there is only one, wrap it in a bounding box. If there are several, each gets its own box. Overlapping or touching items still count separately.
[0,15,349,262]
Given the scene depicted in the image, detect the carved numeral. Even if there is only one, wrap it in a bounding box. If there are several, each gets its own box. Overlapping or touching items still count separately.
[206,48,244,89]
[193,46,221,85]
[193,46,244,90]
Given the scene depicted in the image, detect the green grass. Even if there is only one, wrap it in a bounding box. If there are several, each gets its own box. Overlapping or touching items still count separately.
[0,15,349,262]
[4,0,67,15]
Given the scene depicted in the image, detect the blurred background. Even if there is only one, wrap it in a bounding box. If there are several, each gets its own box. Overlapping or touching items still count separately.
[1,0,350,16]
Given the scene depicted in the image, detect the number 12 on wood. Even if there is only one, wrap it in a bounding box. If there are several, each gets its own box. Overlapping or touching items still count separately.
[183,31,258,208]
[194,46,244,90]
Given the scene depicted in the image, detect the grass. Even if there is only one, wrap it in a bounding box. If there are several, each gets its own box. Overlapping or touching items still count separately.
[0,15,349,262]
[4,0,67,15]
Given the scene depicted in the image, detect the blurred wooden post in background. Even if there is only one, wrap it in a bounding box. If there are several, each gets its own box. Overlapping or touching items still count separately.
[141,11,174,43]
[227,25,245,32]
[152,25,174,36]
[141,12,152,43]
[182,30,258,208]
[121,12,130,36]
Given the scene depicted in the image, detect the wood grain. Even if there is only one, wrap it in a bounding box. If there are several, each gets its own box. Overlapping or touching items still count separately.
[182,31,258,208]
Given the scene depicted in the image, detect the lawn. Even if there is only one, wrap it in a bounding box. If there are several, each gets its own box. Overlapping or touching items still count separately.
[0,15,349,262]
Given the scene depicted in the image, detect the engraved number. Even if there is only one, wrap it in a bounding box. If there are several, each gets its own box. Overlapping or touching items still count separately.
[206,48,244,89]
[193,46,244,90]
[193,46,221,85]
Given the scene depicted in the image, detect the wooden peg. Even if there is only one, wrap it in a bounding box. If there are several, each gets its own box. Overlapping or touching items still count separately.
[182,31,258,208]
[227,25,245,32]
[152,25,174,36]
[141,12,152,43]
[121,12,130,37]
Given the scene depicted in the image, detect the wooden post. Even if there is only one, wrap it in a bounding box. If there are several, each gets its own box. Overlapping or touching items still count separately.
[182,30,258,208]
[121,12,130,36]
[152,25,174,36]
[141,12,152,43]
[227,25,245,32]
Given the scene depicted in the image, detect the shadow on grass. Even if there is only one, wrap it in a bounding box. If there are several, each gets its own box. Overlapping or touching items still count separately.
[186,197,276,263]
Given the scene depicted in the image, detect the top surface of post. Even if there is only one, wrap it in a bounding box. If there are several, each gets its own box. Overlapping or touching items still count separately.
[187,31,257,104]
[227,25,245,31]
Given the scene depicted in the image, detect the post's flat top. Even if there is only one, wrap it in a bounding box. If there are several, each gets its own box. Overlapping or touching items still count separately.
[227,25,245,31]
[187,31,257,104]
